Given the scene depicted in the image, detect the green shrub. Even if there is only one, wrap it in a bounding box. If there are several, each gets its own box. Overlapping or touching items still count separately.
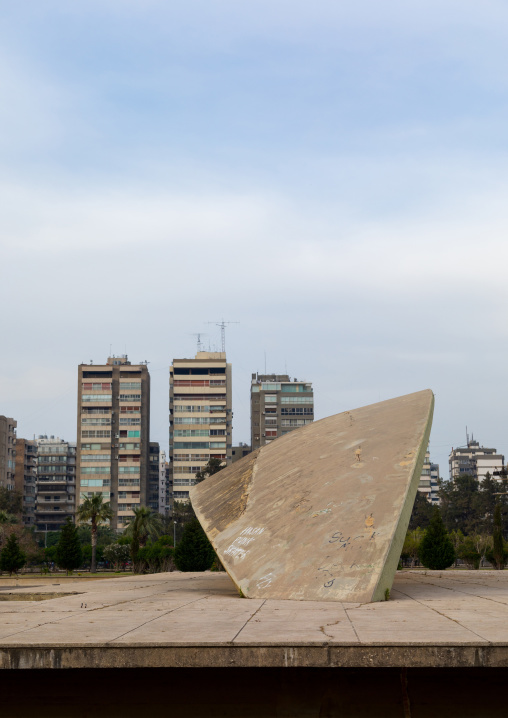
[418,507,455,570]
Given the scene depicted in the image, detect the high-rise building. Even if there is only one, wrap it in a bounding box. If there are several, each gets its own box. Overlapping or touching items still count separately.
[449,439,505,483]
[35,436,76,532]
[148,442,160,511]
[0,416,17,490]
[250,373,314,450]
[14,438,38,526]
[417,449,440,504]
[169,351,232,502]
[158,449,169,515]
[76,356,150,531]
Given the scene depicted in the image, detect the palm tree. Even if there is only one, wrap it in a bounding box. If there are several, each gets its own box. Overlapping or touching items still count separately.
[124,507,163,569]
[77,493,113,573]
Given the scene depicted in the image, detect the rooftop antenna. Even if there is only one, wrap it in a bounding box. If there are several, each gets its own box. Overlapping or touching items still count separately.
[190,333,207,353]
[466,426,469,446]
[206,319,239,353]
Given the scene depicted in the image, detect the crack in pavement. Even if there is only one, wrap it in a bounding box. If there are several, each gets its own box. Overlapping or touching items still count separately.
[231,599,266,643]
[107,595,209,642]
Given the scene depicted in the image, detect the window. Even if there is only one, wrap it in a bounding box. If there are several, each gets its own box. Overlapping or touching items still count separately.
[264,395,277,403]
[174,491,190,499]
[209,429,226,436]
[80,479,110,487]
[119,418,141,425]
[118,443,140,450]
[119,394,141,401]
[81,418,111,425]
[174,429,209,437]
[281,396,313,404]
[119,467,140,474]
[127,431,140,438]
[81,443,108,451]
[281,407,313,416]
[119,382,141,390]
[210,442,226,449]
[118,478,141,486]
[174,442,209,449]
[82,383,112,391]
[262,383,280,391]
[81,430,111,438]
[81,467,111,474]
[80,454,111,462]
[81,394,112,402]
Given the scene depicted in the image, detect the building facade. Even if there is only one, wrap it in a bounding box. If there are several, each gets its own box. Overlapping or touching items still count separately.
[76,356,150,531]
[417,449,440,504]
[250,373,314,450]
[158,449,169,515]
[148,442,160,511]
[231,443,251,463]
[449,440,505,483]
[169,351,232,502]
[14,438,38,526]
[0,416,17,490]
[35,436,76,532]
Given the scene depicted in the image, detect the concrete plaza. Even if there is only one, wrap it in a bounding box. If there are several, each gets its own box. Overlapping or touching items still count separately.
[1,569,508,716]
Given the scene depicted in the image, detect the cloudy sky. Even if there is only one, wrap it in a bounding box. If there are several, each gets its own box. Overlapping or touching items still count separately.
[1,1,508,475]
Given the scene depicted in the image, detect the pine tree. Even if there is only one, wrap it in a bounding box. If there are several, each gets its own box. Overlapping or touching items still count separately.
[174,519,216,572]
[418,506,455,570]
[0,533,26,575]
[56,518,83,574]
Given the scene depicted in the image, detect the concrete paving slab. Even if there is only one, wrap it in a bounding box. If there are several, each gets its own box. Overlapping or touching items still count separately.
[192,390,434,603]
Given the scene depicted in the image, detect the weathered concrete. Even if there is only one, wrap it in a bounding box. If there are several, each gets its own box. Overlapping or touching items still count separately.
[1,570,508,669]
[191,390,434,602]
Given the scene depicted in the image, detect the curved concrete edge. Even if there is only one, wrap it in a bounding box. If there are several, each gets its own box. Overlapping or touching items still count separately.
[1,643,507,669]
[372,392,435,602]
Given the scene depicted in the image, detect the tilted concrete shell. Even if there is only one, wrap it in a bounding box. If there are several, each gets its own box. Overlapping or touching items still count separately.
[190,389,434,603]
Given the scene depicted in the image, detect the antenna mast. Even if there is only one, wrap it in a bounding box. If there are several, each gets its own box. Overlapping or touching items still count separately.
[206,319,239,353]
[191,333,207,352]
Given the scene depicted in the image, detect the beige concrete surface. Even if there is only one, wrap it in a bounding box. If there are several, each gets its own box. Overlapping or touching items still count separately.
[191,390,434,603]
[2,570,508,668]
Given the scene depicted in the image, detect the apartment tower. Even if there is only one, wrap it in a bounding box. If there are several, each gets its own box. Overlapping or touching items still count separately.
[449,439,505,483]
[169,352,232,502]
[250,373,314,450]
[0,416,17,490]
[14,438,38,526]
[35,436,76,532]
[77,356,150,531]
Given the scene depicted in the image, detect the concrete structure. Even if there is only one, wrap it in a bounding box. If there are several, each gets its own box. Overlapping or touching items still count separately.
[449,439,504,482]
[2,571,508,717]
[35,436,76,532]
[192,390,434,603]
[232,442,251,463]
[0,415,17,490]
[250,373,313,450]
[77,356,150,531]
[417,449,440,504]
[148,442,160,511]
[13,438,37,526]
[169,351,232,502]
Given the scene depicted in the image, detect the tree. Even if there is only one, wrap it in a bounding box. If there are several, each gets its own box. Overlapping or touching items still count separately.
[0,533,26,575]
[486,503,507,570]
[401,527,424,567]
[124,507,163,570]
[195,458,225,483]
[418,507,455,570]
[0,487,22,515]
[103,543,131,570]
[174,519,215,572]
[56,518,83,574]
[408,491,434,531]
[77,493,113,573]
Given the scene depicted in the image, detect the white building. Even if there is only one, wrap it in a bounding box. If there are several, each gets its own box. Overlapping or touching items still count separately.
[449,439,504,483]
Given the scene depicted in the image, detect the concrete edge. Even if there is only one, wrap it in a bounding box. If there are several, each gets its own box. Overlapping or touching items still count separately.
[2,644,508,669]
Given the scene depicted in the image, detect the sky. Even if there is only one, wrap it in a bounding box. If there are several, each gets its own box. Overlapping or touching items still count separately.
[1,0,508,476]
